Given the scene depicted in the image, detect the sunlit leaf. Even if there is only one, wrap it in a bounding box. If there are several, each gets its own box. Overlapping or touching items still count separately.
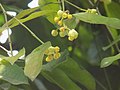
[24,42,51,81]
[101,53,120,68]
[0,60,28,85]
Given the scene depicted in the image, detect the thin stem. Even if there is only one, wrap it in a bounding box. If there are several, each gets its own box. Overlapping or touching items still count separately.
[12,16,44,44]
[103,69,112,90]
[95,79,107,90]
[0,3,13,56]
[65,0,87,12]
[88,0,94,7]
[0,45,9,53]
[58,0,62,10]
[61,0,65,11]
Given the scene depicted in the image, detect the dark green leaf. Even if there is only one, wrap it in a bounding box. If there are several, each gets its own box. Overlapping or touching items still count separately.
[58,57,96,90]
[42,68,82,90]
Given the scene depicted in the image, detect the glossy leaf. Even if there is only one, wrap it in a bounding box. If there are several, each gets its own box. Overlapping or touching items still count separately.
[0,60,28,85]
[58,57,96,90]
[101,53,120,68]
[24,42,51,81]
[42,68,82,90]
[74,13,120,29]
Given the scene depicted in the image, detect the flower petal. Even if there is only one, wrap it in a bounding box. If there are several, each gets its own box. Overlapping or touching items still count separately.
[28,0,39,8]
[0,29,12,44]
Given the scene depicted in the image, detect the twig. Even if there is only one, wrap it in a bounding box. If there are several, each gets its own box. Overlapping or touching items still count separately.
[8,15,44,44]
[64,0,87,12]
[0,45,9,53]
[0,3,13,56]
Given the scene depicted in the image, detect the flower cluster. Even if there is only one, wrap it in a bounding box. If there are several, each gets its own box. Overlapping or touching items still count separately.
[51,10,78,41]
[86,9,98,14]
[45,46,61,62]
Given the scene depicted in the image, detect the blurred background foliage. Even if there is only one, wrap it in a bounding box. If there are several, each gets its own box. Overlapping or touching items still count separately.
[0,0,120,90]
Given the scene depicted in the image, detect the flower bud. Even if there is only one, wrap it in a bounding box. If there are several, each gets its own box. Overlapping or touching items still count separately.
[62,12,68,18]
[91,9,97,14]
[54,46,60,53]
[51,30,58,36]
[57,20,63,26]
[68,36,74,41]
[46,55,53,62]
[48,46,55,55]
[59,27,65,32]
[68,29,78,41]
[59,31,66,37]
[54,17,60,23]
[54,53,61,59]
[67,14,72,19]
[57,10,63,16]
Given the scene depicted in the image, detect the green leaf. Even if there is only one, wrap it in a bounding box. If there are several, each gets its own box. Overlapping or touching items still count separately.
[1,10,55,30]
[74,13,120,29]
[101,53,120,68]
[0,60,28,85]
[11,10,55,28]
[0,14,4,26]
[94,0,111,4]
[104,1,120,19]
[104,1,120,45]
[16,7,39,19]
[57,57,96,90]
[4,48,25,65]
[64,17,78,29]
[102,1,120,51]
[42,68,82,90]
[39,0,59,23]
[6,7,39,28]
[24,42,51,81]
